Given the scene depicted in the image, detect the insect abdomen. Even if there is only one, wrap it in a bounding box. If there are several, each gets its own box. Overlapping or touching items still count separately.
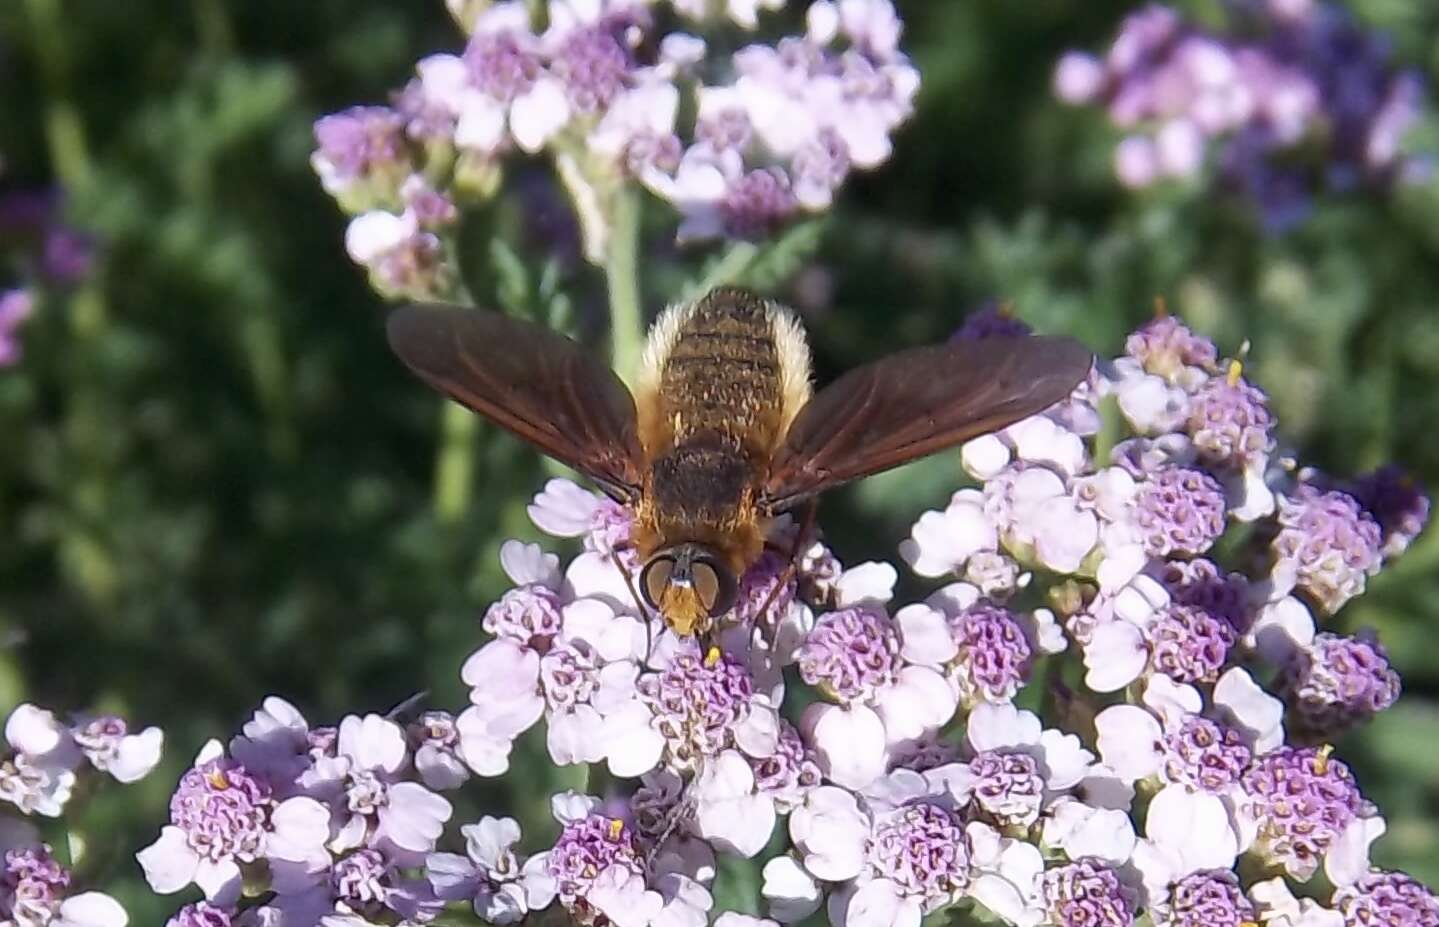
[660,288,784,451]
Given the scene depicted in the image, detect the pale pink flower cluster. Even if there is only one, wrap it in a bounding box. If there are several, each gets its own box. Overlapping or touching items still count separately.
[314,0,920,289]
[1,704,164,927]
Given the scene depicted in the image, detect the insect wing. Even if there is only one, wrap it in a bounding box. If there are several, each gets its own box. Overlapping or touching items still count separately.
[387,303,646,502]
[761,335,1093,511]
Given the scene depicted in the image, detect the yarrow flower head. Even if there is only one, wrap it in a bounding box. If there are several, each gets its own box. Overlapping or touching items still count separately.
[1239,745,1375,881]
[1151,869,1255,927]
[639,645,756,769]
[1271,484,1382,614]
[1187,374,1276,469]
[1126,315,1218,384]
[864,800,971,905]
[1350,464,1430,559]
[1041,858,1137,927]
[1277,632,1400,738]
[1149,603,1235,685]
[797,605,899,702]
[1135,467,1228,558]
[1332,870,1439,927]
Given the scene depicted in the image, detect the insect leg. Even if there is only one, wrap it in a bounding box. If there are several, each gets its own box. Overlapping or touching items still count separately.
[752,499,818,643]
[610,545,660,665]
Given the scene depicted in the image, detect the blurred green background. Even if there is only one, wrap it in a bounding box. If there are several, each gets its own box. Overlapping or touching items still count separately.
[2,0,1437,919]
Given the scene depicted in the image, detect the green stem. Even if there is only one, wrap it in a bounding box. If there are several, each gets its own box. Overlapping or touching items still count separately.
[433,401,480,525]
[429,264,484,525]
[606,187,645,384]
[687,240,759,298]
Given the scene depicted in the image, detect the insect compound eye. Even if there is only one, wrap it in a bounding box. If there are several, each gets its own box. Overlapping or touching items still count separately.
[640,556,675,611]
[693,558,738,619]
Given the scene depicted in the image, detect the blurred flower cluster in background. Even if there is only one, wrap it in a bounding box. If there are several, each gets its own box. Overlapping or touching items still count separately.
[3,0,1439,924]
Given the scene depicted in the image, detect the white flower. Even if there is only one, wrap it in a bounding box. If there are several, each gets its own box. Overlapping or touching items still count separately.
[762,855,823,922]
[693,750,776,857]
[51,892,130,927]
[899,489,997,578]
[427,815,557,923]
[1248,877,1344,927]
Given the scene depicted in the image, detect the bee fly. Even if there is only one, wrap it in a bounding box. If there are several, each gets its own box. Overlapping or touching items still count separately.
[387,287,1093,638]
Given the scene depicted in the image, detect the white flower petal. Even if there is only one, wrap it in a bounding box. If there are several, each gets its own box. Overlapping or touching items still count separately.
[1083,621,1148,692]
[1212,667,1284,753]
[1094,706,1162,782]
[803,702,886,790]
[1145,785,1239,872]
[135,827,199,895]
[761,856,822,923]
[54,892,129,927]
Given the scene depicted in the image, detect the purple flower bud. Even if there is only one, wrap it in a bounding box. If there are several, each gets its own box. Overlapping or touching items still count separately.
[332,848,392,914]
[720,167,799,240]
[1156,558,1251,633]
[948,601,1035,703]
[1041,858,1137,927]
[1278,632,1400,737]
[1,845,70,924]
[465,32,543,102]
[1187,375,1276,468]
[1155,869,1255,927]
[1135,467,1228,558]
[1351,465,1430,558]
[866,801,971,904]
[797,606,900,702]
[540,642,601,709]
[0,289,34,368]
[968,750,1045,827]
[166,901,234,927]
[313,106,409,184]
[696,108,753,153]
[1125,316,1218,380]
[1161,716,1251,792]
[639,647,754,764]
[1240,745,1368,880]
[748,720,821,811]
[547,813,644,907]
[1333,870,1439,927]
[553,25,633,113]
[1150,603,1234,684]
[1273,485,1382,614]
[169,758,273,864]
[484,585,565,646]
[41,226,97,285]
[952,303,1034,341]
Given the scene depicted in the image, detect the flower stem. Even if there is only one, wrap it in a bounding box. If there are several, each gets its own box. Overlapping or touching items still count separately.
[433,401,480,526]
[606,187,645,383]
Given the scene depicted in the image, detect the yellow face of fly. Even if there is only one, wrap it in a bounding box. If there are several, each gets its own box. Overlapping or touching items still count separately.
[659,584,711,637]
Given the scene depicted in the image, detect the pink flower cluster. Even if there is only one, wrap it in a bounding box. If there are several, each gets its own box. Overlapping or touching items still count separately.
[1054,2,1428,230]
[1,703,164,926]
[312,0,920,294]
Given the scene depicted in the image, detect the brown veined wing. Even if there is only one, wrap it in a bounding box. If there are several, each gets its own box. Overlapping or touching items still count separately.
[387,303,646,503]
[761,335,1093,513]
